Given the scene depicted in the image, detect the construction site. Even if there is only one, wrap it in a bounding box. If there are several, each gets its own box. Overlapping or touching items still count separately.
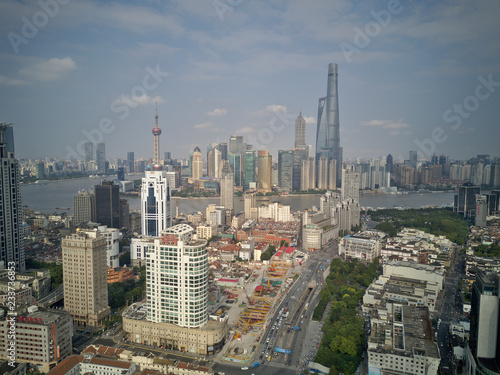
[221,258,297,363]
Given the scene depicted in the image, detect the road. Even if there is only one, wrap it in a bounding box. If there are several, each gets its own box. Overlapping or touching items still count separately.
[436,247,464,374]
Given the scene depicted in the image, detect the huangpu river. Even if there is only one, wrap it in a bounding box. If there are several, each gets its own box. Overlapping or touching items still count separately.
[20,174,456,215]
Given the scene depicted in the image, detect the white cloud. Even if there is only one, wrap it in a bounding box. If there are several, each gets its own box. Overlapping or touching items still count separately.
[361,119,410,130]
[256,104,288,116]
[234,126,256,135]
[206,108,227,117]
[114,94,163,108]
[19,57,76,82]
[303,116,316,125]
[0,75,28,86]
[194,122,221,133]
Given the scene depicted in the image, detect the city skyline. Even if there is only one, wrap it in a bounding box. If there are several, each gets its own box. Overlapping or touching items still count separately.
[0,1,499,162]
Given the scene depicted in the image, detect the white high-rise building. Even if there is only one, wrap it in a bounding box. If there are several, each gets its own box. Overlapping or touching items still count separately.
[141,170,172,237]
[97,225,121,268]
[244,193,256,220]
[141,103,172,237]
[192,146,203,180]
[220,160,234,210]
[341,165,360,201]
[146,224,208,328]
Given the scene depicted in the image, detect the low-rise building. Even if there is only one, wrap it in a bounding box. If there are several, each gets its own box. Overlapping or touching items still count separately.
[122,303,227,356]
[367,304,440,375]
[339,230,386,261]
[0,309,73,373]
[47,355,136,375]
[196,224,213,240]
[107,267,135,284]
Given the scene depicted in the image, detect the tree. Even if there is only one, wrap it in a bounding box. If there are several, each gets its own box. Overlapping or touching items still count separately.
[119,250,131,267]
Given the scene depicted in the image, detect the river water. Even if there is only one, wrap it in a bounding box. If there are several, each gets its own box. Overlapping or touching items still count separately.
[20,175,456,215]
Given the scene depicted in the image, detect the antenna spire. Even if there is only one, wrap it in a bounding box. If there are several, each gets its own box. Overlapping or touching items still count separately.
[152,96,162,169]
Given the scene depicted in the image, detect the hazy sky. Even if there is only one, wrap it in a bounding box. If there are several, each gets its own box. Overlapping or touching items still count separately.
[1,0,499,162]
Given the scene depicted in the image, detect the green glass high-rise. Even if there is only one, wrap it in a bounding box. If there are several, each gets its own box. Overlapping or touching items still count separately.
[278,150,293,191]
[244,150,256,190]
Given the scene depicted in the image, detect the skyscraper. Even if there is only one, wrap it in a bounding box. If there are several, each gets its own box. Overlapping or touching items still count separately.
[244,192,256,220]
[84,142,93,163]
[257,150,272,193]
[217,142,228,161]
[96,142,106,172]
[292,148,308,191]
[95,181,120,228]
[341,165,360,202]
[73,190,96,225]
[192,146,203,179]
[62,230,110,327]
[386,154,394,174]
[220,160,234,210]
[141,103,172,236]
[229,135,244,155]
[454,183,481,218]
[228,152,242,187]
[127,151,135,173]
[0,123,25,272]
[295,112,306,149]
[467,270,500,374]
[146,224,208,328]
[244,149,256,190]
[36,162,45,179]
[207,147,222,179]
[475,195,488,227]
[278,150,293,191]
[409,150,417,169]
[301,157,316,191]
[229,135,244,187]
[315,63,342,184]
[317,156,329,190]
[328,159,337,190]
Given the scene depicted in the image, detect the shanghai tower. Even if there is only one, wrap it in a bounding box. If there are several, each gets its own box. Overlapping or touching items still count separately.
[315,62,342,185]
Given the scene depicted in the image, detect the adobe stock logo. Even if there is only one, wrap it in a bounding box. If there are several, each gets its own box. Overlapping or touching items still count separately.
[7,0,70,54]
[415,74,500,158]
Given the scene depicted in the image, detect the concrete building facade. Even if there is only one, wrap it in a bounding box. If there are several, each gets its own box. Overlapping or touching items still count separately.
[62,230,111,328]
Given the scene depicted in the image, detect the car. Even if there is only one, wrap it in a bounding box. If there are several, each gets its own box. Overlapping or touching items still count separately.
[241,366,248,370]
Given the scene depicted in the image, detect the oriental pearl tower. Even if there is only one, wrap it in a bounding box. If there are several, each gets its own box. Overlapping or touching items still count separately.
[140,98,172,236]
[152,98,162,171]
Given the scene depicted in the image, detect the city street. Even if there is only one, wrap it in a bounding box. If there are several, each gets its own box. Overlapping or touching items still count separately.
[436,248,464,374]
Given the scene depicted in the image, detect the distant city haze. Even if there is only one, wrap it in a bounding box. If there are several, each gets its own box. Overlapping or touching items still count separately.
[20,177,455,215]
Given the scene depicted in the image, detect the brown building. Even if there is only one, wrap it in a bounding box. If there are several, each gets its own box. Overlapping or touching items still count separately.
[107,267,135,284]
[62,230,111,328]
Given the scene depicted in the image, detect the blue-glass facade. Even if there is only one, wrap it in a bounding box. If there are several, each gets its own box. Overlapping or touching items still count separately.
[315,63,342,184]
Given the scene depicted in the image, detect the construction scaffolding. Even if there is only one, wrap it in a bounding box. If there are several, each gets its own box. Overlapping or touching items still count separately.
[236,297,272,334]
